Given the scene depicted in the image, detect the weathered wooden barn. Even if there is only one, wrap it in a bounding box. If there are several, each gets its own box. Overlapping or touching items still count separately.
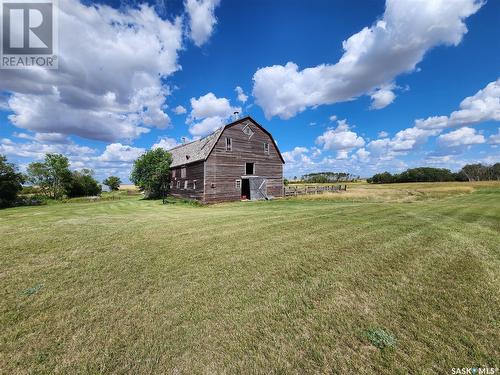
[168,116,284,203]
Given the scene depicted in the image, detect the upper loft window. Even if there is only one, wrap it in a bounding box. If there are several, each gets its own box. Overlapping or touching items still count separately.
[225,137,232,151]
[245,162,254,175]
[181,167,186,178]
[172,169,176,178]
[264,142,269,155]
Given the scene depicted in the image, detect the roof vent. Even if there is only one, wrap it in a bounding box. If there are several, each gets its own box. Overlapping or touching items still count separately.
[186,155,190,160]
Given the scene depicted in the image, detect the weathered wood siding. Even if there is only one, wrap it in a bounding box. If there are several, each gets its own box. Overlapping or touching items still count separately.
[170,161,204,200]
[204,119,283,203]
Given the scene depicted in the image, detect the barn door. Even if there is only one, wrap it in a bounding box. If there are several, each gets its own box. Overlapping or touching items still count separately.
[249,178,268,200]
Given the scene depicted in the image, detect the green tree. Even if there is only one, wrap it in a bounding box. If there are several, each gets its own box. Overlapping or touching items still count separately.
[0,155,25,208]
[130,148,172,198]
[27,154,71,199]
[66,169,102,198]
[367,172,395,184]
[490,163,500,181]
[460,164,486,181]
[26,162,50,196]
[301,172,357,183]
[103,176,121,191]
[397,167,456,183]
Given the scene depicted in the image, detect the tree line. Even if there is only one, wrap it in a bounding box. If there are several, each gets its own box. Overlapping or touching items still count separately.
[0,154,122,208]
[0,148,171,208]
[367,164,500,184]
[298,172,360,183]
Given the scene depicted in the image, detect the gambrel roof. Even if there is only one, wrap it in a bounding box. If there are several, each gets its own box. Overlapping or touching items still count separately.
[168,116,285,167]
[168,127,223,167]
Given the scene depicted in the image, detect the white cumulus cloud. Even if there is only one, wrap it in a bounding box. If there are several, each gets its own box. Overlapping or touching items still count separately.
[489,128,500,145]
[437,127,485,148]
[235,86,248,103]
[187,92,241,136]
[152,137,180,150]
[98,143,145,162]
[173,105,187,115]
[377,131,389,138]
[370,86,396,110]
[185,0,221,47]
[14,132,69,144]
[354,148,371,162]
[416,79,500,130]
[252,0,483,119]
[282,147,315,176]
[316,120,365,159]
[282,146,309,163]
[1,0,184,142]
[0,138,95,160]
[367,126,440,159]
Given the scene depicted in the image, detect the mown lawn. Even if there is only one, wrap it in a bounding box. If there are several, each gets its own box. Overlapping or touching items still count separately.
[1,183,499,374]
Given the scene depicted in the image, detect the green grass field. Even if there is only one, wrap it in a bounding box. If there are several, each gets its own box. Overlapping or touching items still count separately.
[1,182,499,374]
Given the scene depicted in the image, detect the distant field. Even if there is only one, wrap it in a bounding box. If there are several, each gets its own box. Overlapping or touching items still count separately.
[118,184,139,191]
[293,180,500,202]
[1,182,499,373]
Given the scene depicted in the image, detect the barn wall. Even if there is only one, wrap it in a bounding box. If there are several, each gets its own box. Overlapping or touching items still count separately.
[204,119,284,203]
[170,161,204,200]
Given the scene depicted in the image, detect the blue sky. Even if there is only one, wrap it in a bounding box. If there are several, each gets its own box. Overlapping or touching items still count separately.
[0,0,499,181]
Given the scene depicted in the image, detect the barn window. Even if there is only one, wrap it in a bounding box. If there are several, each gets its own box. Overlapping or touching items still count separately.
[177,180,180,189]
[184,180,188,189]
[225,137,232,151]
[245,162,254,175]
[264,142,269,155]
[193,180,197,190]
[235,179,241,189]
[172,169,176,178]
[181,167,186,178]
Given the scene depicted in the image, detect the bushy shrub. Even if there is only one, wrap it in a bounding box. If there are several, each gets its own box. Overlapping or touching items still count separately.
[65,169,102,198]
